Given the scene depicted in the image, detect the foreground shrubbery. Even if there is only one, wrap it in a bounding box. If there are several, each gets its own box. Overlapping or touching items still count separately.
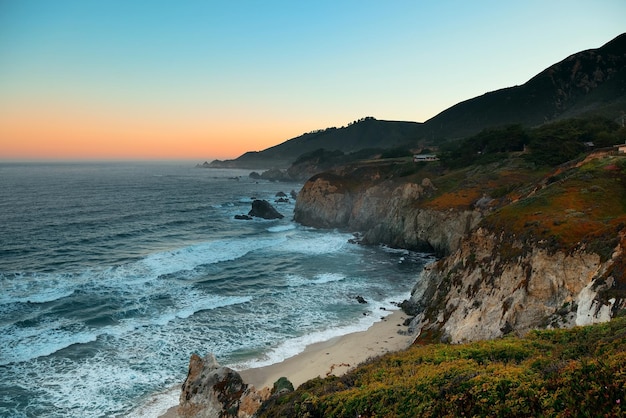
[256,316,626,417]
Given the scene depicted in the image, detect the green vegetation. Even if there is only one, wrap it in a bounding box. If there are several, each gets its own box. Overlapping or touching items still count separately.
[482,154,626,261]
[257,317,626,417]
[438,117,625,169]
[525,117,626,166]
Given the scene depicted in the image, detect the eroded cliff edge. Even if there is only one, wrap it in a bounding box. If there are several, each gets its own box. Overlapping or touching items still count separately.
[293,154,626,343]
[293,163,482,255]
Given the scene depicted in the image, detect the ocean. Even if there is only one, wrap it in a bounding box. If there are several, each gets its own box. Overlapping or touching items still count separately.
[0,161,432,417]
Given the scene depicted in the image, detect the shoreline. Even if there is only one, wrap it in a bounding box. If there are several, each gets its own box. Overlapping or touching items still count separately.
[158,309,413,417]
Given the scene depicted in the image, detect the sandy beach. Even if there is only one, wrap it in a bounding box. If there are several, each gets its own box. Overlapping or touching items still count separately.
[239,309,413,389]
[159,309,413,417]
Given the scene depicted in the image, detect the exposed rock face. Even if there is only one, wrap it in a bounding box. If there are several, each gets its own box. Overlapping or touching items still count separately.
[294,172,481,254]
[294,165,626,343]
[248,199,284,220]
[178,353,269,418]
[259,168,292,182]
[407,228,626,343]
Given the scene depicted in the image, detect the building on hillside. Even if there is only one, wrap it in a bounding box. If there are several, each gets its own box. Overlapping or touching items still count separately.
[616,143,626,154]
[413,154,439,162]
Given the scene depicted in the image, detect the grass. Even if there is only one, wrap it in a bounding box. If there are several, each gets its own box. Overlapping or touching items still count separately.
[482,155,626,261]
[256,316,626,417]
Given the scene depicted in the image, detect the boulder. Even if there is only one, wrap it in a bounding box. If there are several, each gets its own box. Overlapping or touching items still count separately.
[178,353,269,418]
[248,199,284,219]
[271,377,294,395]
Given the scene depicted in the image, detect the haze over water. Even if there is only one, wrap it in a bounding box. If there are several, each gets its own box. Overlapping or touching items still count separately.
[0,162,432,417]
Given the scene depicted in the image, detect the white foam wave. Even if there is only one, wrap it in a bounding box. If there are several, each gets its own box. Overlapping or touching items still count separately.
[124,385,180,418]
[139,237,285,278]
[235,305,398,370]
[286,273,346,287]
[0,273,79,306]
[0,291,252,365]
[276,232,351,255]
[6,350,180,418]
[0,323,99,366]
[172,294,252,320]
[267,224,296,233]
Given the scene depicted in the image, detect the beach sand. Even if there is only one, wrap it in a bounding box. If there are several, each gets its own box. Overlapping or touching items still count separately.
[159,310,413,417]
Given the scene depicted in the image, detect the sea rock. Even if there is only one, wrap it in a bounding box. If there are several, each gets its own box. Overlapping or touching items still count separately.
[248,199,284,220]
[234,214,253,220]
[178,353,269,418]
[355,295,368,304]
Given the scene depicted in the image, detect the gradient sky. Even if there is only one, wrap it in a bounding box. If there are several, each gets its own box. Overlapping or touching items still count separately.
[1,1,624,161]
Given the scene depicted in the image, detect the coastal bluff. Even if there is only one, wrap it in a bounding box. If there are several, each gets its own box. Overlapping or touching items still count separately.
[293,165,481,256]
[293,156,626,343]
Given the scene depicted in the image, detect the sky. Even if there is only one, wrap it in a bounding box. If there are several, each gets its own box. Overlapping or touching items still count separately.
[0,1,624,161]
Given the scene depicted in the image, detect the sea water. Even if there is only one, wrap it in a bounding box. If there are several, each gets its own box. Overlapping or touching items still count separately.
[0,161,433,417]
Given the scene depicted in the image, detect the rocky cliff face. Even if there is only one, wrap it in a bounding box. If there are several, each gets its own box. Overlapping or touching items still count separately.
[294,170,482,255]
[406,228,626,343]
[177,353,269,418]
[294,157,626,344]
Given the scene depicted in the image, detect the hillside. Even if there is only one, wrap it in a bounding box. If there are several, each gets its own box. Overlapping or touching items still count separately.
[422,32,626,141]
[256,316,626,417]
[209,117,422,168]
[208,33,626,169]
[267,116,626,415]
[293,116,626,340]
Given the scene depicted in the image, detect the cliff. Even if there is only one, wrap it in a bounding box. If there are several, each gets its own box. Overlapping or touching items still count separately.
[294,147,626,342]
[407,228,626,343]
[294,161,482,255]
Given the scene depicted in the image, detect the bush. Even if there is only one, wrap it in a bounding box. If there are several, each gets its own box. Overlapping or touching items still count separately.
[256,317,626,417]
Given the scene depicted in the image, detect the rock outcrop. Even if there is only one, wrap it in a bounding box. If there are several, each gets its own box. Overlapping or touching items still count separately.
[178,353,269,418]
[294,171,481,255]
[248,200,284,220]
[405,228,626,343]
[293,155,626,344]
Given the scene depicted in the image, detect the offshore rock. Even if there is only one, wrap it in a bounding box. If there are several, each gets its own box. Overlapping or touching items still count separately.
[178,353,269,418]
[248,199,284,220]
[407,228,626,343]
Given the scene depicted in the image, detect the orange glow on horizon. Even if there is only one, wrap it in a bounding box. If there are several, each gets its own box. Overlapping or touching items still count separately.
[0,104,301,161]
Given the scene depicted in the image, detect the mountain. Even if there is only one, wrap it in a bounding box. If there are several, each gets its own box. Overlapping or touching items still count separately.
[209,33,626,168]
[209,117,422,169]
[422,32,626,141]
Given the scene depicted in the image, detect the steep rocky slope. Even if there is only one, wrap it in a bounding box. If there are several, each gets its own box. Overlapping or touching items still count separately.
[294,151,626,342]
[408,228,625,343]
[294,161,483,255]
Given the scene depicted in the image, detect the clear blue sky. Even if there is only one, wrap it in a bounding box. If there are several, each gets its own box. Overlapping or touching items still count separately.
[1,0,624,160]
